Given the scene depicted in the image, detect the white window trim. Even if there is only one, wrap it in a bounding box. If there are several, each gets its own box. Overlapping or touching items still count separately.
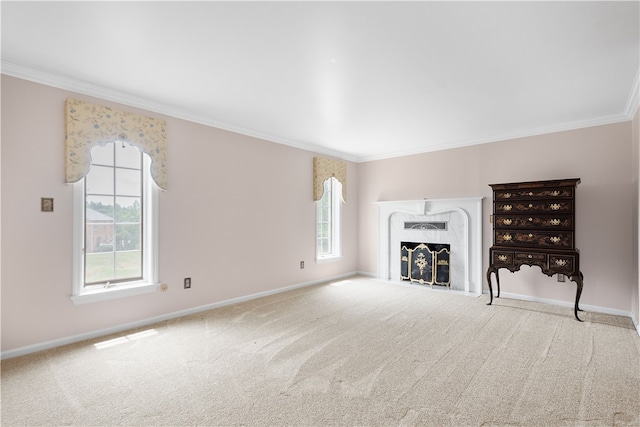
[71,154,159,304]
[316,254,343,264]
[316,178,343,263]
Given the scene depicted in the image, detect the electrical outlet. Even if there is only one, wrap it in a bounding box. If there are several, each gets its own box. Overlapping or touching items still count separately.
[41,198,54,212]
[300,261,304,269]
[184,277,191,289]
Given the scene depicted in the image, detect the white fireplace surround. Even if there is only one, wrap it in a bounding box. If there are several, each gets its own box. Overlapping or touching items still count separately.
[375,198,483,295]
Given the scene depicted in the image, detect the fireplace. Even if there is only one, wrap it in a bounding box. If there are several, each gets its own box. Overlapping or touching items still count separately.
[375,198,483,295]
[401,242,451,287]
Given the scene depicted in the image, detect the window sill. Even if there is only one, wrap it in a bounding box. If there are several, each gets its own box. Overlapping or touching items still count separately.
[70,281,159,305]
[316,255,343,264]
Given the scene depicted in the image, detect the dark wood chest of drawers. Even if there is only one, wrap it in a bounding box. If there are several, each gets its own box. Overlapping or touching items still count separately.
[487,178,584,320]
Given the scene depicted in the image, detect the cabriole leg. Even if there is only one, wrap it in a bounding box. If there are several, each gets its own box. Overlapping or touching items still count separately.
[569,272,584,322]
[486,267,497,305]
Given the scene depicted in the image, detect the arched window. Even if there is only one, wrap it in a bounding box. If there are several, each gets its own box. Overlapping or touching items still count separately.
[313,157,346,262]
[84,141,143,285]
[72,141,159,303]
[66,99,164,303]
[316,177,342,261]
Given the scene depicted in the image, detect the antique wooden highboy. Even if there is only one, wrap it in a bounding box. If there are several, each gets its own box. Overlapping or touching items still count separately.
[486,178,584,321]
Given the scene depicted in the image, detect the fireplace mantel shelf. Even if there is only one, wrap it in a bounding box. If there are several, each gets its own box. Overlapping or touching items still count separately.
[374,197,484,205]
[374,198,483,212]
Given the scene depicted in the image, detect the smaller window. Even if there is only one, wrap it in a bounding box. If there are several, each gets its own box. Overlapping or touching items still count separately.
[316,177,342,261]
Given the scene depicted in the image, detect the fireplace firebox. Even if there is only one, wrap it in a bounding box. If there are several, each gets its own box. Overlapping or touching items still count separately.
[401,242,451,287]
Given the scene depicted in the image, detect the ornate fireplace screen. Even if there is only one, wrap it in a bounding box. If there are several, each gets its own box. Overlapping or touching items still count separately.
[401,242,451,287]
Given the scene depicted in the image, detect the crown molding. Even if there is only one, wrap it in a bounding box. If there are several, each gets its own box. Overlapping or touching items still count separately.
[2,60,636,165]
[624,66,640,120]
[0,60,359,163]
[356,113,633,163]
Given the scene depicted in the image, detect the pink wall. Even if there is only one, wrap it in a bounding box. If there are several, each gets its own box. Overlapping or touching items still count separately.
[1,76,359,352]
[1,74,637,355]
[358,123,635,313]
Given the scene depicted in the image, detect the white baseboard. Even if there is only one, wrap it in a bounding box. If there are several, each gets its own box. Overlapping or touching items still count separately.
[363,275,640,336]
[1,272,358,360]
[5,274,635,360]
[632,313,640,338]
[490,290,634,319]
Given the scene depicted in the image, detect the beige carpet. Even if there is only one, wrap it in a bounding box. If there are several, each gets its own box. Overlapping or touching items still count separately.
[2,276,639,426]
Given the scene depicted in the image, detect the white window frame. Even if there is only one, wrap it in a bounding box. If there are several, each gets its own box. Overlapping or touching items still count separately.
[71,150,159,304]
[316,177,343,263]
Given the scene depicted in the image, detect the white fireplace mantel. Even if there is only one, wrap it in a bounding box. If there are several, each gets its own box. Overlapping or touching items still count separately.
[375,197,484,295]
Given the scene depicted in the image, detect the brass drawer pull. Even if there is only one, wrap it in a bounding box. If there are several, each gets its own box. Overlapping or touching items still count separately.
[528,204,533,208]
[503,204,512,211]
[554,259,568,267]
[528,192,533,196]
[551,191,560,196]
[503,218,512,225]
[529,217,533,222]
[550,203,561,210]
[503,192,511,198]
[503,233,512,241]
[550,219,561,226]
[528,234,533,238]
[550,236,561,243]
[497,255,508,262]
[527,254,533,258]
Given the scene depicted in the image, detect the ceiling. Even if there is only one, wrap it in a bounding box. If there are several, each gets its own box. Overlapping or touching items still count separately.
[2,1,639,162]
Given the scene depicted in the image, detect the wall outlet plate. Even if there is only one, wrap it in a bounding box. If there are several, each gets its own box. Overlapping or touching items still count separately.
[41,198,54,212]
[184,278,191,289]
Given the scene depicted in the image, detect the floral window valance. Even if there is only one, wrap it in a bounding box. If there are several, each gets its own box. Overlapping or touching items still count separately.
[313,157,347,202]
[65,98,168,190]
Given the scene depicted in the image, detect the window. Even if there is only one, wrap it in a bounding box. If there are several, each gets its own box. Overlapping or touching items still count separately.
[72,141,158,304]
[316,177,342,261]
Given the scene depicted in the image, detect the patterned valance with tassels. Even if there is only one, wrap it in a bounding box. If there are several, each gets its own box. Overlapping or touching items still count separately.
[65,98,168,190]
[313,157,347,202]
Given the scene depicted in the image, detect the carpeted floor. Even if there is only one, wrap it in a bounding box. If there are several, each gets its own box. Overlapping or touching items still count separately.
[2,276,639,426]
